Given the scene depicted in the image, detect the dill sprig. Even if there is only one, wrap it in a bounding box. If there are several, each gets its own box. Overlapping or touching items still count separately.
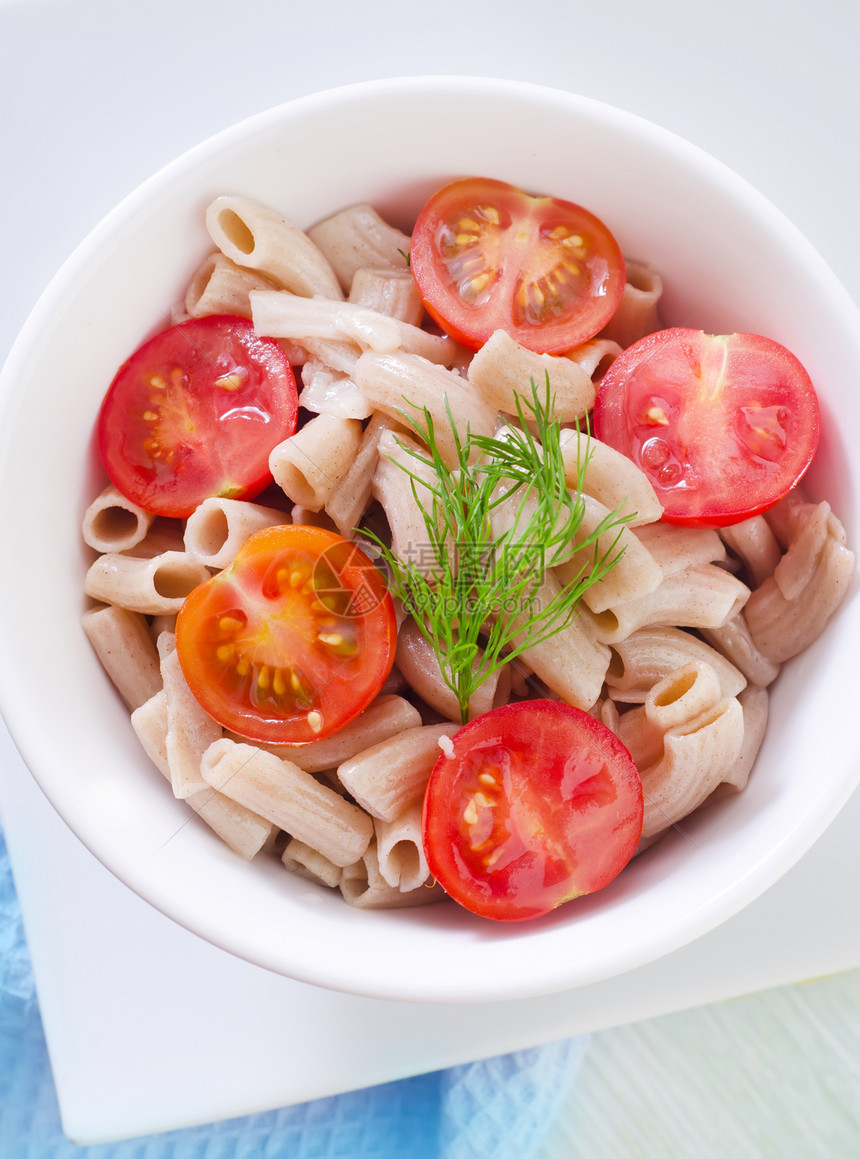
[363,376,633,723]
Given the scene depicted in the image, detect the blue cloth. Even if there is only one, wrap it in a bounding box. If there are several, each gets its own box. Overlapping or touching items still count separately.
[0,829,587,1157]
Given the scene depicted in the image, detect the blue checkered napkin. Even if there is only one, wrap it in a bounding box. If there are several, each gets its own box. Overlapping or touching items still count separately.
[0,829,587,1158]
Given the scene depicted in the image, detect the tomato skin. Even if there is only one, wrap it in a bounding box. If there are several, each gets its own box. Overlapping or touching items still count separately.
[422,701,643,922]
[593,328,820,527]
[410,177,626,354]
[175,525,396,745]
[97,315,298,518]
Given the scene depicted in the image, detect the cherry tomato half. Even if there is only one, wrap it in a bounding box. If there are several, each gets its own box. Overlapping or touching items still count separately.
[409,177,626,354]
[175,525,396,745]
[97,314,298,518]
[593,328,820,527]
[422,700,643,922]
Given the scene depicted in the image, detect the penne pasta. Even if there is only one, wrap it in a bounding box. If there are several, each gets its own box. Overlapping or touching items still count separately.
[297,359,372,421]
[374,802,431,892]
[349,267,424,326]
[558,428,663,527]
[82,484,154,553]
[158,638,221,799]
[395,617,510,722]
[337,722,459,822]
[281,839,343,888]
[565,337,623,379]
[130,691,273,859]
[269,413,363,511]
[591,563,750,645]
[467,328,597,422]
[633,522,727,577]
[326,413,396,536]
[130,688,171,778]
[597,259,663,348]
[184,497,287,569]
[82,604,162,711]
[354,351,497,468]
[184,251,279,319]
[719,684,769,794]
[700,612,781,688]
[634,664,745,841]
[250,290,458,366]
[552,493,663,614]
[206,195,343,300]
[744,502,855,663]
[372,428,450,580]
[510,576,611,709]
[340,843,444,909]
[84,550,211,616]
[307,202,413,293]
[718,515,783,588]
[201,738,373,867]
[250,694,422,773]
[606,625,747,704]
[118,518,185,560]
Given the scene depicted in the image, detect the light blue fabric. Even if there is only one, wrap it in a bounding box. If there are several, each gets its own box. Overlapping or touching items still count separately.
[0,829,588,1157]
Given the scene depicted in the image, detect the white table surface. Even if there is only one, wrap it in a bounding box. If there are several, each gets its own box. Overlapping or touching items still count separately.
[2,0,860,1149]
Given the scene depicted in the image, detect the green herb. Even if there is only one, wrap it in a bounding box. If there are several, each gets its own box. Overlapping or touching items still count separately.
[397,247,412,268]
[364,376,632,723]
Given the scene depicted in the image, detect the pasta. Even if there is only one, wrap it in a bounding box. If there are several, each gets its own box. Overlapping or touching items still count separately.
[130,690,274,859]
[201,738,373,867]
[634,664,745,841]
[84,550,210,615]
[337,722,459,822]
[551,493,663,613]
[468,328,598,421]
[340,843,445,909]
[184,252,279,320]
[81,186,855,917]
[268,413,362,511]
[184,497,286,569]
[590,563,750,645]
[598,259,664,348]
[395,618,509,722]
[82,484,154,553]
[349,267,424,327]
[744,501,854,663]
[82,605,161,711]
[307,202,413,293]
[206,194,343,300]
[558,427,663,527]
[510,576,611,709]
[158,635,221,800]
[374,803,431,891]
[354,351,497,466]
[251,289,459,365]
[605,625,747,704]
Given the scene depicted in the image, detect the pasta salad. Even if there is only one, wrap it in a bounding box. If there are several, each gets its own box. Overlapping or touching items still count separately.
[81,178,855,922]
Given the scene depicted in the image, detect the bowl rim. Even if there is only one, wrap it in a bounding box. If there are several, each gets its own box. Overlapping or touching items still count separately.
[2,75,860,1003]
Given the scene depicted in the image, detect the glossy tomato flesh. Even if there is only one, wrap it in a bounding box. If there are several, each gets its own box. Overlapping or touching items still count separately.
[593,328,820,527]
[409,177,626,354]
[97,314,298,518]
[422,700,643,922]
[175,525,396,745]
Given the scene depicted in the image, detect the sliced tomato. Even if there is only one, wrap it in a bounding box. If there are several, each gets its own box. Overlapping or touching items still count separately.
[593,328,820,527]
[409,177,626,354]
[175,525,396,745]
[422,700,643,922]
[97,314,298,518]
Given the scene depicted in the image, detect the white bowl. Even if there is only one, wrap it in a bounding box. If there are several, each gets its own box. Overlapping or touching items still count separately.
[1,77,859,1003]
